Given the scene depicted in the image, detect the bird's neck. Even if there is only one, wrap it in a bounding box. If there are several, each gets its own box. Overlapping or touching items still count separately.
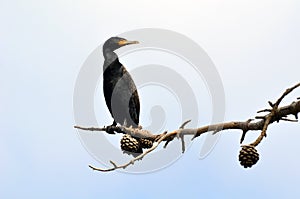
[103,48,117,59]
[103,49,121,71]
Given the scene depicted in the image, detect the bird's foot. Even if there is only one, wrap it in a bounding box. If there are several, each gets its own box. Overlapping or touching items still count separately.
[105,124,116,134]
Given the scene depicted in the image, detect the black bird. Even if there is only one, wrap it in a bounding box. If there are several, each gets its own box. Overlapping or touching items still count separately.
[102,37,140,132]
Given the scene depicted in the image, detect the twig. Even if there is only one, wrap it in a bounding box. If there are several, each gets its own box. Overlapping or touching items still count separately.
[250,83,300,147]
[178,120,191,153]
[74,126,106,131]
[74,125,156,140]
[240,119,253,144]
[179,119,191,129]
[280,118,298,122]
[163,120,191,150]
[88,132,169,172]
[257,109,272,113]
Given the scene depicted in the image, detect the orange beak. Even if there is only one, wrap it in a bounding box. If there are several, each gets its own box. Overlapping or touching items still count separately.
[118,39,139,46]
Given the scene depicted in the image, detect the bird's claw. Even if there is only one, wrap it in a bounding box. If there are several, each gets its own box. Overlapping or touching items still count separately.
[105,125,116,134]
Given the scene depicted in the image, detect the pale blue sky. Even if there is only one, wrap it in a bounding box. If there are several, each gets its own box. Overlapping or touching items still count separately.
[1,0,300,198]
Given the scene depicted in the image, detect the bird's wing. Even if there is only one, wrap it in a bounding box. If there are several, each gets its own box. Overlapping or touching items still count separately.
[129,89,140,126]
[121,66,140,127]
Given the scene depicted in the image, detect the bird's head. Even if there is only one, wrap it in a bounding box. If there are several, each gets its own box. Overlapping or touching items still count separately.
[103,37,139,52]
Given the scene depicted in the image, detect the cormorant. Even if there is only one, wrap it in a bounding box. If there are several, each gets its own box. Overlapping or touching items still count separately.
[102,37,140,133]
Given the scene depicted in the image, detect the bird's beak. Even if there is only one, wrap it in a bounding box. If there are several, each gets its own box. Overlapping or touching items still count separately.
[118,40,139,46]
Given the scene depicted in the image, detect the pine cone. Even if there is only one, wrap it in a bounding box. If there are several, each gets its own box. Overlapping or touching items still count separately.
[120,134,142,153]
[140,138,153,149]
[239,145,260,168]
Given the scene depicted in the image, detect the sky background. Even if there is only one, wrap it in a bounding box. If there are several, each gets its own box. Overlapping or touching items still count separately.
[1,0,300,198]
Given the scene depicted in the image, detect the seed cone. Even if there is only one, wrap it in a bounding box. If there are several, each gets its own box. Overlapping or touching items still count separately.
[120,134,143,154]
[140,138,153,149]
[239,145,259,168]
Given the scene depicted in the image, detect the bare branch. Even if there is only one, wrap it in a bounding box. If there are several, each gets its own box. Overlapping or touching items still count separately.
[74,126,106,131]
[163,120,191,150]
[280,118,298,122]
[74,82,300,172]
[178,120,191,153]
[74,125,157,140]
[240,119,253,144]
[179,119,192,129]
[88,132,169,172]
[251,83,300,146]
[257,109,272,113]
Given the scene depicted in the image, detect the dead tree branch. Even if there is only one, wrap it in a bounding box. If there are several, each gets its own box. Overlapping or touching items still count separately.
[88,131,169,172]
[74,82,300,172]
[251,82,300,146]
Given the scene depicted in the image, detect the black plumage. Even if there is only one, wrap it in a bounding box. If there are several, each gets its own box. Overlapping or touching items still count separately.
[102,37,140,130]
